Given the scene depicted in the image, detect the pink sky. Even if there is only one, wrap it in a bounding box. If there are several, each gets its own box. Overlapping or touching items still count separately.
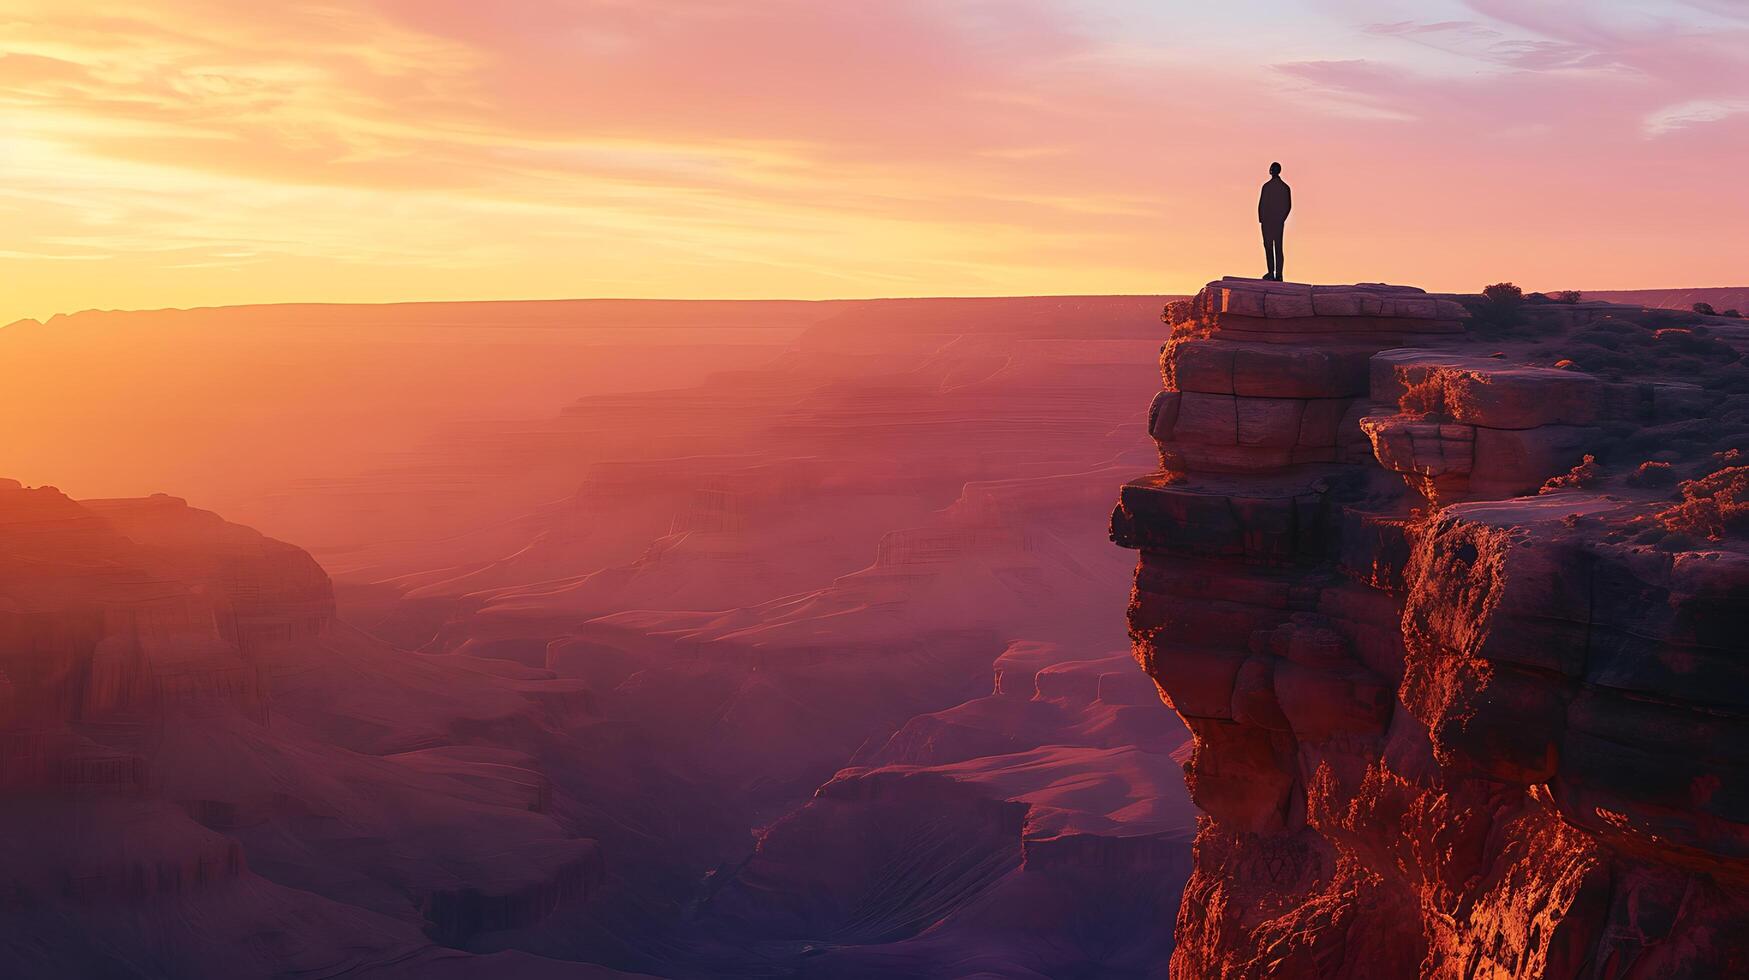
[2,0,1746,321]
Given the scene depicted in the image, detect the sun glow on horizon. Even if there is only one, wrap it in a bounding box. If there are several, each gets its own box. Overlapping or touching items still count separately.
[3,0,1747,323]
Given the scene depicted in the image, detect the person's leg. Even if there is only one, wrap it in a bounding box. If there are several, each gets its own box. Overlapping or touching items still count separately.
[1262,225,1277,280]
[1273,233,1284,282]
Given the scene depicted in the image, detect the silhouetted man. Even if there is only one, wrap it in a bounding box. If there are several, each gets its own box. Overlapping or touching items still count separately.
[1258,162,1291,281]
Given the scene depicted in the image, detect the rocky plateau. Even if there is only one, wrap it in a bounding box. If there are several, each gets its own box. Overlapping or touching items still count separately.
[1113,278,1749,978]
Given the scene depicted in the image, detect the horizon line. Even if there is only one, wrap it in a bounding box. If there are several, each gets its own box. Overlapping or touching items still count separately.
[9,283,1749,329]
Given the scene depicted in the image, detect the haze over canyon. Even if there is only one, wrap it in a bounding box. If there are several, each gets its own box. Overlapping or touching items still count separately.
[1,294,1199,978]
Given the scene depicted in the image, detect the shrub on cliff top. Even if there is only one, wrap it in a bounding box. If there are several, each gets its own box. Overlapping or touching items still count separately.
[1471,282,1526,331]
[1540,455,1601,494]
[1656,465,1749,540]
[1693,302,1717,316]
[1626,461,1677,488]
[1483,282,1524,306]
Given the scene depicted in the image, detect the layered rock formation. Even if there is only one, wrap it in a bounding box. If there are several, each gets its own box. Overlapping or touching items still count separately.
[2,295,1199,977]
[0,482,633,978]
[1113,279,1749,977]
[692,639,1194,978]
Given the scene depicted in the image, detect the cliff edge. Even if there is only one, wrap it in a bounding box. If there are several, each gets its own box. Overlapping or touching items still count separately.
[1111,279,1749,978]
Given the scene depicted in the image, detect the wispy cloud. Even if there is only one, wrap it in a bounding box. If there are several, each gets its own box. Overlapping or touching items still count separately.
[1365,19,1624,71]
[1644,97,1749,136]
[1,0,1746,321]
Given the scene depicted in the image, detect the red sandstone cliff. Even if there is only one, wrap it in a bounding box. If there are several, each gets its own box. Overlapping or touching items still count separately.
[1112,279,1749,978]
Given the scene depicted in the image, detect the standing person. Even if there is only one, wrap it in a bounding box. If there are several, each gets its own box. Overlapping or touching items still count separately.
[1259,162,1291,281]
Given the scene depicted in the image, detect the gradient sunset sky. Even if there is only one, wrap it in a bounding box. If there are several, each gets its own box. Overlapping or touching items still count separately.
[3,0,1746,323]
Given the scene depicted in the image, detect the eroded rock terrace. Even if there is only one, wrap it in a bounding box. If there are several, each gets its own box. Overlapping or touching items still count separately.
[1113,278,1749,978]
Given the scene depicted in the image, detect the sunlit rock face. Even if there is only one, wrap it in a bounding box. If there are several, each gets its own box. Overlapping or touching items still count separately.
[1114,279,1749,978]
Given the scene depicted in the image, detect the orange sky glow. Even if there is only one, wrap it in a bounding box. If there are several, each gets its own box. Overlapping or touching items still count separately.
[3,0,1747,323]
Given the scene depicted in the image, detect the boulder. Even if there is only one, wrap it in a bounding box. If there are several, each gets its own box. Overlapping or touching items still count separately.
[1371,350,1606,429]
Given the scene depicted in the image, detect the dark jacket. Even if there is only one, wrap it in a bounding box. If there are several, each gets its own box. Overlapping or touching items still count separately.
[1259,177,1291,226]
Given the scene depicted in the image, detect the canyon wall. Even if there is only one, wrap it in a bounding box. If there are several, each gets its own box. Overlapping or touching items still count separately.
[1112,280,1749,977]
[0,482,631,978]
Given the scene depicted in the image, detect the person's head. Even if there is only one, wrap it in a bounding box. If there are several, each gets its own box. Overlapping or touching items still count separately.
[1269,162,1282,176]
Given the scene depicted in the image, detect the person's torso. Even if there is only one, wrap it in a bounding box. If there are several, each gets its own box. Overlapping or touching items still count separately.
[1260,178,1290,221]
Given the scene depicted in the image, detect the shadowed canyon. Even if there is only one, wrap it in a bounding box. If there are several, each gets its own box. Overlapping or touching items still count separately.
[4,283,1747,978]
[0,296,1196,978]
